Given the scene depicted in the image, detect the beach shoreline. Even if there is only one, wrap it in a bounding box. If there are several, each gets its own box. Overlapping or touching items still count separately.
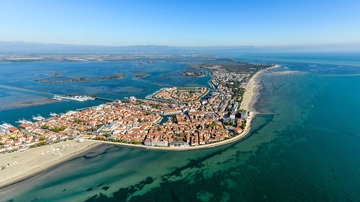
[0,140,99,188]
[0,65,279,188]
[85,65,280,151]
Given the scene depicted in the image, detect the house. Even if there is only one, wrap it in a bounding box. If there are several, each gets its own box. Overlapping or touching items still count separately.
[233,127,243,134]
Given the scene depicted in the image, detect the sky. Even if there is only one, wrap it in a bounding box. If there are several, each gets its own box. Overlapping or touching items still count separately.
[1,0,360,47]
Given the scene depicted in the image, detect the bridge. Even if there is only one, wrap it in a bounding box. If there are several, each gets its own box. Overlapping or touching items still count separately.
[95,97,115,102]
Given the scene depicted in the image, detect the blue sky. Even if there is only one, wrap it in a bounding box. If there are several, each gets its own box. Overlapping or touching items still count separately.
[1,0,359,47]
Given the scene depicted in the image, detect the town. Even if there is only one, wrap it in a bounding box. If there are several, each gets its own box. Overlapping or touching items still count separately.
[0,66,255,152]
[150,86,209,103]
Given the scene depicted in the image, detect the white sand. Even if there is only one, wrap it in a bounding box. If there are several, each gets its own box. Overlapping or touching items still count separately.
[0,140,98,187]
[0,65,279,187]
[88,65,281,151]
[241,65,280,112]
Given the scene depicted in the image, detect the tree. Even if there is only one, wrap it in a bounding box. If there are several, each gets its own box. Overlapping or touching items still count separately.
[241,122,246,129]
[208,122,217,128]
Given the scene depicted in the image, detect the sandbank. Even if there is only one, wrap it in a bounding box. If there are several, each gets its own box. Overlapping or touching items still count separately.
[0,140,98,188]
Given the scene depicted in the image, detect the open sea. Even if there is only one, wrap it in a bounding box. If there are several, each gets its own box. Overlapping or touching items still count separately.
[1,52,360,201]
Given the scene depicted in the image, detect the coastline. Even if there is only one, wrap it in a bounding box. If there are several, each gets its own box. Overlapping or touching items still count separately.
[240,65,280,112]
[0,65,279,187]
[86,64,280,151]
[0,140,99,188]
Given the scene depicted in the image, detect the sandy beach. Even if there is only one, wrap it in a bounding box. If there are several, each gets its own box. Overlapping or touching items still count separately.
[0,65,279,187]
[0,140,98,188]
[88,65,280,151]
[240,65,280,112]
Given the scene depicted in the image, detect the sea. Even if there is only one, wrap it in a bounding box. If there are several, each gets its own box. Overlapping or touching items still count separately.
[1,52,360,202]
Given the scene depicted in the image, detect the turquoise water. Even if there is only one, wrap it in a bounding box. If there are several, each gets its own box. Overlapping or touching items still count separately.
[0,61,210,125]
[1,54,360,201]
[221,52,360,67]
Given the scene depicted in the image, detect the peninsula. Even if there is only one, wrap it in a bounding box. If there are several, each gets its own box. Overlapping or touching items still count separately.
[0,63,278,187]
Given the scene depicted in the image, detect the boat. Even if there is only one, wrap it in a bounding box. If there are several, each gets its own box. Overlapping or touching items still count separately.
[32,114,45,121]
[16,119,32,124]
[53,95,62,100]
[0,122,14,130]
[50,112,58,117]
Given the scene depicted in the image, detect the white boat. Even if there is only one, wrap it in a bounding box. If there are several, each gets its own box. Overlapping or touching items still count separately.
[53,95,62,100]
[0,122,14,130]
[16,119,32,124]
[32,115,45,121]
[50,112,58,117]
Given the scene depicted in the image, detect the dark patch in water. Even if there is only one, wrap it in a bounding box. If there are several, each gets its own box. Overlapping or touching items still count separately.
[63,189,66,192]
[87,195,98,200]
[85,177,154,202]
[97,183,103,187]
[87,188,93,191]
[102,186,110,191]
[30,198,43,202]
[250,114,275,135]
[170,189,181,202]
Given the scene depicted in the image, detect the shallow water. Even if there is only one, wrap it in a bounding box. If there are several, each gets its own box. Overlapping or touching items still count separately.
[1,56,360,201]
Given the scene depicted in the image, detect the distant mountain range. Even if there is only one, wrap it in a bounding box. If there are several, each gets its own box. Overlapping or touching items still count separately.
[0,41,359,54]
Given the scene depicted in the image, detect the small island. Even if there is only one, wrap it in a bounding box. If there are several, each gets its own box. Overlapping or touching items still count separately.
[34,72,126,84]
[131,72,151,80]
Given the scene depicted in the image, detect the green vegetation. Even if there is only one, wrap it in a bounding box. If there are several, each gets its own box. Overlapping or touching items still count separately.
[241,122,246,129]
[73,119,83,124]
[41,125,49,129]
[197,61,272,73]
[50,126,66,132]
[129,140,141,145]
[145,111,151,115]
[208,122,217,128]
[37,142,47,146]
[223,122,234,126]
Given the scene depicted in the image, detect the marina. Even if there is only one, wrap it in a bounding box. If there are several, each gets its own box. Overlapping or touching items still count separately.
[32,115,45,121]
[15,119,32,124]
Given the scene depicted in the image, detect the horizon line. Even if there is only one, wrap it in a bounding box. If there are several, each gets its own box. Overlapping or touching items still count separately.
[1,40,360,49]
